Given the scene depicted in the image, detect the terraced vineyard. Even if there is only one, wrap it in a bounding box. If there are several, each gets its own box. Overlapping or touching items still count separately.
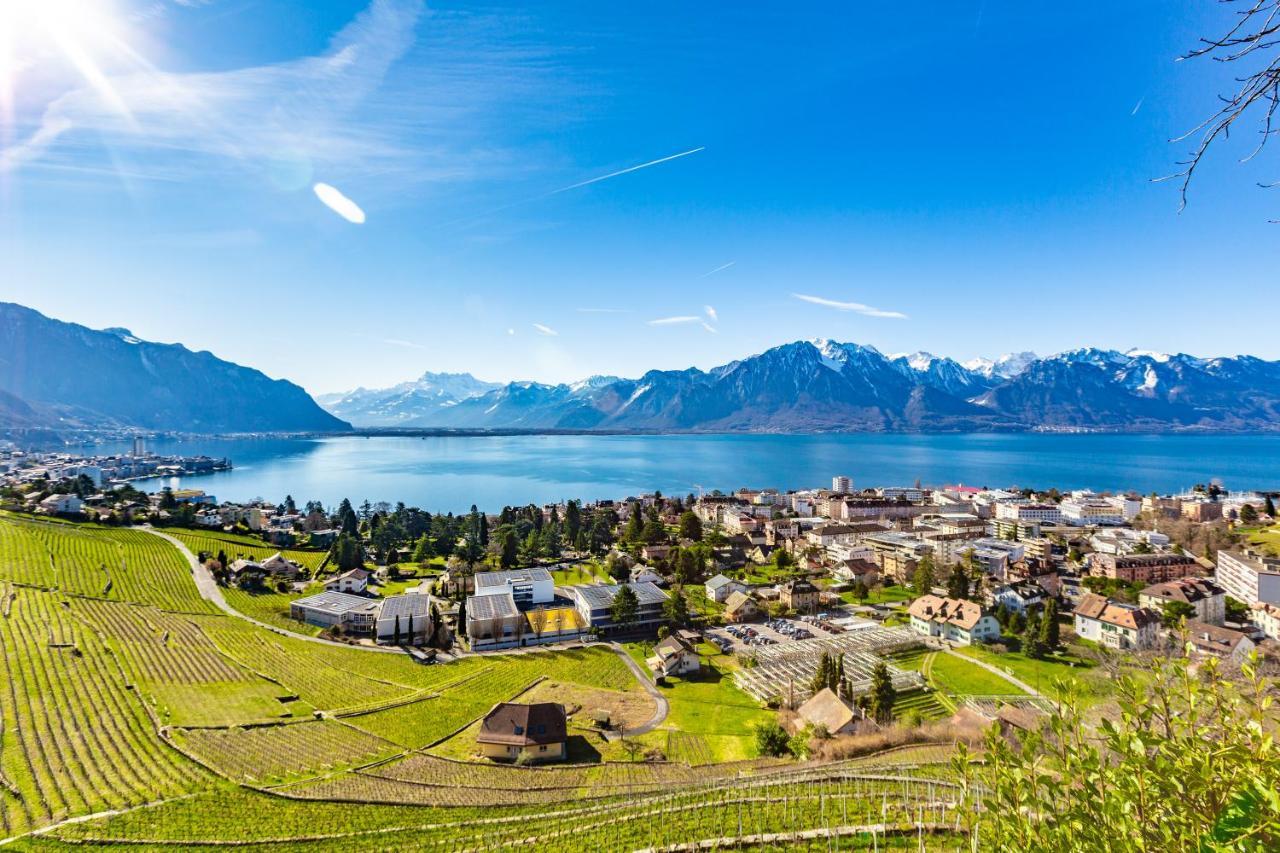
[166,529,331,573]
[0,517,977,850]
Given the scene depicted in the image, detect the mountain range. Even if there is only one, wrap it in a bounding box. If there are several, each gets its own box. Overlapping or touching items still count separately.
[322,340,1280,432]
[0,303,349,433]
[5,300,1279,435]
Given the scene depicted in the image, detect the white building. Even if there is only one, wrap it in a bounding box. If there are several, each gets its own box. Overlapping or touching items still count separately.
[878,486,924,502]
[1072,594,1159,650]
[705,574,746,603]
[375,594,433,645]
[1090,528,1171,556]
[1060,496,1125,527]
[1139,578,1226,626]
[324,568,370,594]
[994,501,1062,525]
[831,476,852,493]
[1251,602,1280,641]
[907,595,1000,646]
[473,568,555,607]
[1215,550,1280,607]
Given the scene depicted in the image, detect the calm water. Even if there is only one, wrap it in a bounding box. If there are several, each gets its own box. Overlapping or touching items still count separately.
[89,433,1280,513]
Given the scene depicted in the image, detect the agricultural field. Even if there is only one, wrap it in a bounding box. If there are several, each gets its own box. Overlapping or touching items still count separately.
[220,584,326,636]
[166,528,331,573]
[0,517,978,850]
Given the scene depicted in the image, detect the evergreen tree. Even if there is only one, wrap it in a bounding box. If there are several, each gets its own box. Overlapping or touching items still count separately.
[1265,495,1276,517]
[1023,613,1045,659]
[946,564,970,600]
[610,584,639,630]
[625,504,644,543]
[912,555,935,596]
[393,614,401,646]
[565,500,582,544]
[457,598,467,635]
[1043,600,1060,649]
[1239,503,1258,524]
[867,662,896,723]
[678,511,703,542]
[662,587,689,626]
[498,527,519,569]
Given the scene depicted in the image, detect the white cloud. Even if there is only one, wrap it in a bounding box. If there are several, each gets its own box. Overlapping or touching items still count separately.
[313,182,366,224]
[647,315,701,326]
[701,321,718,334]
[791,293,908,319]
[507,328,516,336]
[703,305,717,322]
[532,323,558,336]
[381,333,427,345]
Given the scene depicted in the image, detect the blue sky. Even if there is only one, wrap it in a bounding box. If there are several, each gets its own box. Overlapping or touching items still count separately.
[2,1,1277,393]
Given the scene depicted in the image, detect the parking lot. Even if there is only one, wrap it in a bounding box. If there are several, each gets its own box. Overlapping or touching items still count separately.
[707,614,843,653]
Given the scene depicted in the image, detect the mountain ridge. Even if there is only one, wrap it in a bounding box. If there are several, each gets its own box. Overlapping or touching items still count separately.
[322,340,1280,432]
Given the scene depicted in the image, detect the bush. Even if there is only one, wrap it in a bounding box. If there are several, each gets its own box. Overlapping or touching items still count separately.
[753,720,792,757]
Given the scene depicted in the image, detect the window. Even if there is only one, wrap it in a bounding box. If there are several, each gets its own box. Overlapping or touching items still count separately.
[539,745,547,752]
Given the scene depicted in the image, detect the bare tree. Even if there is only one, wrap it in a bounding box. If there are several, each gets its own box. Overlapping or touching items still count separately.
[1162,0,1280,211]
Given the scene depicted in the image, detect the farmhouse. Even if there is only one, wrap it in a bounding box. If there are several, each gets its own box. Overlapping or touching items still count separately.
[907,595,1000,646]
[289,591,379,633]
[475,702,567,763]
[375,593,433,646]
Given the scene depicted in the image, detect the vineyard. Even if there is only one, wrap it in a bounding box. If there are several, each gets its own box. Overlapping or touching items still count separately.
[166,529,331,573]
[0,518,984,850]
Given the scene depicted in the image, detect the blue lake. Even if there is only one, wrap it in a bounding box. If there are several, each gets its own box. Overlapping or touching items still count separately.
[95,433,1280,513]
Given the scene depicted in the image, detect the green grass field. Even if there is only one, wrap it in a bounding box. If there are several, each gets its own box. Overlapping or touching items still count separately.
[166,528,332,573]
[548,561,610,586]
[1241,523,1280,557]
[953,644,1112,704]
[925,650,1027,697]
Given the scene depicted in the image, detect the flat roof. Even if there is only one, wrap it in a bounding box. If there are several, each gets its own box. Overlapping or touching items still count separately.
[379,594,433,619]
[572,582,668,610]
[291,591,379,615]
[474,568,554,589]
[467,591,520,620]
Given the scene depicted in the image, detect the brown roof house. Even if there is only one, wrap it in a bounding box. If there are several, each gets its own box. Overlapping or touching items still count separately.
[794,687,859,736]
[647,635,701,678]
[1072,593,1159,650]
[907,595,1000,646]
[780,579,822,614]
[724,590,761,623]
[476,702,567,763]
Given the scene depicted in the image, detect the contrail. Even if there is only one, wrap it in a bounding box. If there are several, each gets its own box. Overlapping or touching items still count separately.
[546,147,705,196]
[700,261,735,278]
[433,146,705,229]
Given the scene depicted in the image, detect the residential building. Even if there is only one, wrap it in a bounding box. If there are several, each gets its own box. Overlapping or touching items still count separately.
[39,494,83,514]
[647,635,701,678]
[994,501,1062,525]
[724,590,761,622]
[705,574,745,603]
[1251,602,1280,640]
[466,592,525,651]
[1185,621,1256,663]
[375,594,433,645]
[1139,578,1226,626]
[473,568,554,607]
[1181,500,1223,523]
[324,568,369,594]
[476,702,567,763]
[289,591,379,633]
[990,518,1042,541]
[831,475,852,494]
[1089,552,1203,584]
[567,582,669,636]
[991,580,1047,615]
[1090,528,1171,556]
[779,579,821,614]
[1072,594,1159,650]
[807,521,888,547]
[1215,550,1280,607]
[907,595,1000,646]
[1060,496,1125,526]
[877,486,924,502]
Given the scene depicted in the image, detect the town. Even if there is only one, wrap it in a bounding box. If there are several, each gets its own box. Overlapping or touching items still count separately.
[7,456,1278,775]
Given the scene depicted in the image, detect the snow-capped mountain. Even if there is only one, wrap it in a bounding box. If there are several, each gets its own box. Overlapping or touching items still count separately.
[322,343,1280,432]
[317,372,502,427]
[962,351,1038,380]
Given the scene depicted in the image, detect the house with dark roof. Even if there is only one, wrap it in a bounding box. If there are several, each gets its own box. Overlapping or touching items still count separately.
[1184,621,1256,663]
[476,702,567,763]
[907,595,1000,646]
[567,582,668,636]
[324,568,370,594]
[1139,578,1226,626]
[647,634,700,678]
[375,593,433,646]
[780,579,821,614]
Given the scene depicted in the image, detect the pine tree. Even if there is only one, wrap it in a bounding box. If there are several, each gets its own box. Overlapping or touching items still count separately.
[393,614,402,646]
[946,564,969,600]
[912,555,935,596]
[867,662,896,723]
[1266,495,1276,518]
[1042,600,1060,650]
[1023,613,1044,659]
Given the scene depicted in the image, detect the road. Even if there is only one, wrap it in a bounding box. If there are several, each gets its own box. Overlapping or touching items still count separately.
[609,642,670,735]
[143,527,406,655]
